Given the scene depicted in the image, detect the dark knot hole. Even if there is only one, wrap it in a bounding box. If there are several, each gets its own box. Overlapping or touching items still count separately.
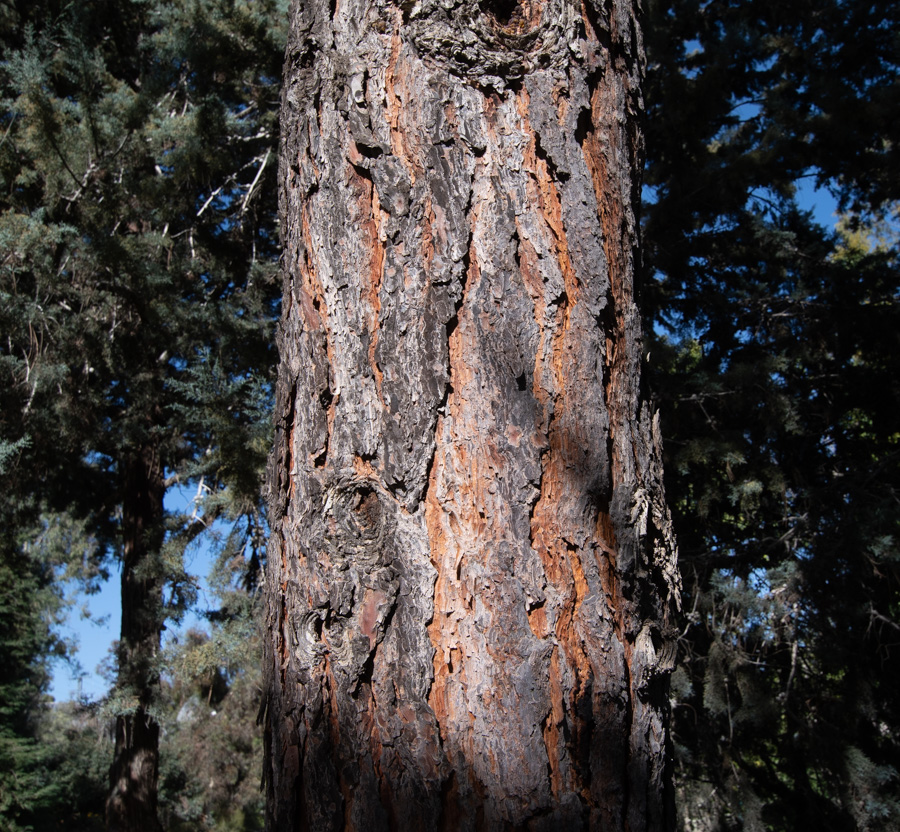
[353,487,381,532]
[481,0,522,26]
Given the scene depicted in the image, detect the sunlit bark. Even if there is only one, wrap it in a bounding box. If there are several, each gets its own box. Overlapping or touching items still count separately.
[265,0,680,827]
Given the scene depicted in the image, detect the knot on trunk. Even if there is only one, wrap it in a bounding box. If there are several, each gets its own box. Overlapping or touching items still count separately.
[323,475,395,564]
[405,0,582,88]
[633,622,679,700]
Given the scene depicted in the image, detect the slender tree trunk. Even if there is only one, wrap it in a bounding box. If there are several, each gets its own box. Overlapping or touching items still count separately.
[107,443,165,832]
[265,0,680,828]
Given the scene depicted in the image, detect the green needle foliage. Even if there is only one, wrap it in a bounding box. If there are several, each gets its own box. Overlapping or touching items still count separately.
[1,0,284,517]
[643,0,900,829]
[0,542,66,830]
[0,0,286,825]
[157,545,266,831]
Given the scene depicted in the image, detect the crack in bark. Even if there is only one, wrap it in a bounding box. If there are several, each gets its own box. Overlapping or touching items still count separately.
[424,168,479,716]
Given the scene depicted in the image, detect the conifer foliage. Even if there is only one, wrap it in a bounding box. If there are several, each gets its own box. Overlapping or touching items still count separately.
[0,0,285,827]
[642,1,900,828]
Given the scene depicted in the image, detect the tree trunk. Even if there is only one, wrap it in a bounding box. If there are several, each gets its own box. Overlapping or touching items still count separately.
[265,0,680,828]
[107,443,165,832]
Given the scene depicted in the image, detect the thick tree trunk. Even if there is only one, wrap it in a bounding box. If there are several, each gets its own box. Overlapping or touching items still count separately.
[107,444,165,832]
[265,0,680,828]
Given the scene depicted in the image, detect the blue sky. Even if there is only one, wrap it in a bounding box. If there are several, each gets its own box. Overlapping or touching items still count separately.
[50,487,221,701]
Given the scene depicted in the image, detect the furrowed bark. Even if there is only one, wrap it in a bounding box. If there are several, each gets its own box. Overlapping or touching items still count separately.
[107,444,165,832]
[265,0,681,828]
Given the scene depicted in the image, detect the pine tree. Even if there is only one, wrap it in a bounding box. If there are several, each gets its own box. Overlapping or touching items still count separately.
[0,1,286,828]
[642,0,900,828]
[265,0,680,828]
[157,543,266,831]
[3,1,897,828]
[0,538,68,830]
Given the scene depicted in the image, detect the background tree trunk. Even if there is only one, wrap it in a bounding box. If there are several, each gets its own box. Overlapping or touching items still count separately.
[107,444,165,832]
[265,0,680,828]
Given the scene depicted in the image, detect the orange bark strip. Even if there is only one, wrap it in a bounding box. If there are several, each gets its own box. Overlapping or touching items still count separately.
[542,647,566,797]
[526,603,549,639]
[425,421,453,741]
[384,29,421,185]
[517,87,580,310]
[583,80,641,488]
[347,154,387,405]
